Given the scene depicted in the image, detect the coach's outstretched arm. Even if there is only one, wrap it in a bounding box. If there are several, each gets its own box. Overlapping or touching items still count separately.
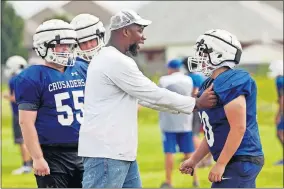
[109,58,217,114]
[138,100,180,114]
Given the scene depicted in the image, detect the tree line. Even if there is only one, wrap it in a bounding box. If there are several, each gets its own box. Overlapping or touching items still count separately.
[1,1,70,65]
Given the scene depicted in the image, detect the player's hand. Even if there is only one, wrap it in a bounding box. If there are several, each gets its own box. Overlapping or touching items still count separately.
[2,92,9,100]
[33,157,50,176]
[179,158,197,176]
[208,162,225,183]
[196,84,217,109]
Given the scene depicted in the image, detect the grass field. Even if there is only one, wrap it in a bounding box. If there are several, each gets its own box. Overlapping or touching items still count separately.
[1,75,283,188]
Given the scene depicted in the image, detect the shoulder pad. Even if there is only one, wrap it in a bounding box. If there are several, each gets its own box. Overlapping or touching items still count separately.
[214,69,251,93]
[18,65,46,83]
[213,69,254,105]
[74,59,88,77]
[76,59,88,66]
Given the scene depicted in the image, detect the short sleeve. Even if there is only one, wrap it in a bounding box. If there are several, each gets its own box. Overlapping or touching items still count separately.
[217,75,253,105]
[15,75,41,110]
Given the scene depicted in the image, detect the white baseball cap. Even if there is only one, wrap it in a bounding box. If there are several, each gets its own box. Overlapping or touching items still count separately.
[109,9,152,31]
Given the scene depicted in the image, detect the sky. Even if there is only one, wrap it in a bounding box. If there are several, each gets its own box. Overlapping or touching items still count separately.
[8,1,150,19]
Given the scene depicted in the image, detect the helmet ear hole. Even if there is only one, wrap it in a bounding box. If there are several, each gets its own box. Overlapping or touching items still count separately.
[217,54,222,58]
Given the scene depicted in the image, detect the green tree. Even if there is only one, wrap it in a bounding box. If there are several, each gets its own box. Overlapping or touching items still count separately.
[44,14,71,22]
[1,1,28,64]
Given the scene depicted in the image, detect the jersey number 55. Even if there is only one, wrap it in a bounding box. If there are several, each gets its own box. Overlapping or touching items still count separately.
[54,90,84,126]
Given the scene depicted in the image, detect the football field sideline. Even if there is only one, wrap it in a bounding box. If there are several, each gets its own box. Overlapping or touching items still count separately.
[1,76,284,188]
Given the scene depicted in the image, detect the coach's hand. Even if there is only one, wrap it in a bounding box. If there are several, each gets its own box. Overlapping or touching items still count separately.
[196,84,217,109]
[33,157,50,176]
[179,158,196,176]
[208,162,225,183]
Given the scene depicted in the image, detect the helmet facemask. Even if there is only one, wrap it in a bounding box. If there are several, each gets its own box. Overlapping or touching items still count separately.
[75,29,105,62]
[34,35,77,67]
[188,40,217,77]
[76,34,105,62]
[47,44,76,67]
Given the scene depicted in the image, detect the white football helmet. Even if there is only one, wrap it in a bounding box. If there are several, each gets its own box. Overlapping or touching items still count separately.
[33,19,77,66]
[188,29,242,76]
[4,55,28,78]
[70,14,105,62]
[268,60,283,78]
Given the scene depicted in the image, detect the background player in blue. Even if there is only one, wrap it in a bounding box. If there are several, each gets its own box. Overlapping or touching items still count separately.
[14,19,87,188]
[268,60,284,165]
[180,29,264,188]
[3,55,32,175]
[70,13,106,71]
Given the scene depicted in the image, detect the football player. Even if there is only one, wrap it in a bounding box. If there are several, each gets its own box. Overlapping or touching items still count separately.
[180,29,264,188]
[14,19,87,188]
[268,60,284,165]
[3,55,32,175]
[70,13,105,69]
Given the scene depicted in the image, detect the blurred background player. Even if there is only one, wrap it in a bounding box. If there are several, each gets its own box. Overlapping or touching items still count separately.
[268,60,284,165]
[182,57,213,168]
[3,55,32,175]
[14,19,87,188]
[180,29,264,188]
[158,59,199,188]
[70,13,105,68]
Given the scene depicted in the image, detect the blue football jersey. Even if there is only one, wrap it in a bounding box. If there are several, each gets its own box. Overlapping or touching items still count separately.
[8,75,18,115]
[76,57,89,76]
[15,62,87,144]
[197,69,263,161]
[276,75,284,98]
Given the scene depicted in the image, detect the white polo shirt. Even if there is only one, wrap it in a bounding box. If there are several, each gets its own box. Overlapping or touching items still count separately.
[78,46,196,161]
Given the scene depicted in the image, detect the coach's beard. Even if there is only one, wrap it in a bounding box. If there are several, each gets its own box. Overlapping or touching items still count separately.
[127,43,139,57]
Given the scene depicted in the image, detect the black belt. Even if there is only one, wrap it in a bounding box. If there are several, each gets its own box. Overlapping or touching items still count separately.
[228,155,264,166]
[40,143,78,152]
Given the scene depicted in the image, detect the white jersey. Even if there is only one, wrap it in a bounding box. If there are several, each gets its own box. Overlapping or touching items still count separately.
[158,72,194,132]
[78,46,196,161]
